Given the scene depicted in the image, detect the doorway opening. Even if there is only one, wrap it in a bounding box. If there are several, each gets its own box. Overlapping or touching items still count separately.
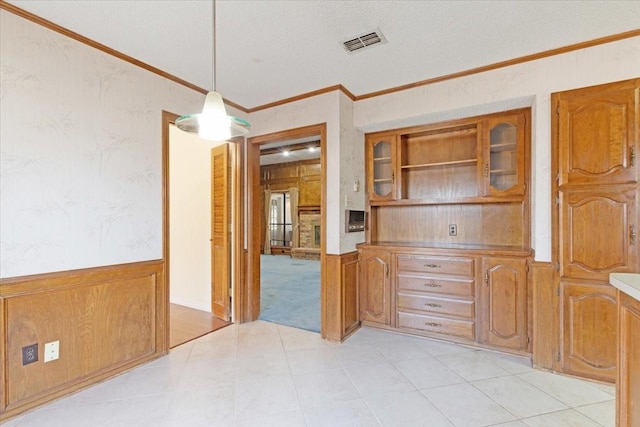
[162,111,236,349]
[245,124,326,334]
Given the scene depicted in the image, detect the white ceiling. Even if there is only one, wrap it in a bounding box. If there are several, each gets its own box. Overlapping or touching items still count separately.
[5,1,640,110]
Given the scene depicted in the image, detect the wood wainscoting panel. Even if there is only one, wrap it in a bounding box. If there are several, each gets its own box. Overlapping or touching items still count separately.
[531,261,558,370]
[323,252,360,342]
[0,260,165,420]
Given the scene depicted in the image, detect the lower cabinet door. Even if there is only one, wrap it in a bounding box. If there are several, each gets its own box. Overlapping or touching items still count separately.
[359,249,391,325]
[560,281,617,383]
[618,291,640,427]
[480,257,528,351]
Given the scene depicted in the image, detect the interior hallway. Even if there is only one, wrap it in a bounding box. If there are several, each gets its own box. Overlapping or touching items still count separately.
[4,322,614,427]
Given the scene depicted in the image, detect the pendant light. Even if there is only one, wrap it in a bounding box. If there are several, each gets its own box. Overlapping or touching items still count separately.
[175,0,250,141]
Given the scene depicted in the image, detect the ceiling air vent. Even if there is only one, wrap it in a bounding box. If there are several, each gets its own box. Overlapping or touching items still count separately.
[342,29,387,53]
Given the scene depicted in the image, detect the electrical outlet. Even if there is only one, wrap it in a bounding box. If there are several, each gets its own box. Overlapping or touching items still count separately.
[44,340,59,363]
[22,343,38,365]
[449,224,457,236]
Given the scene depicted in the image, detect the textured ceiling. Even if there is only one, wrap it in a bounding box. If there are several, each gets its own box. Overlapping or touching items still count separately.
[5,0,640,109]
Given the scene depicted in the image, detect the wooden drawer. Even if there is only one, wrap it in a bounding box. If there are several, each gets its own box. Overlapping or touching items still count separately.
[397,312,475,340]
[397,274,474,297]
[397,255,474,277]
[397,293,474,319]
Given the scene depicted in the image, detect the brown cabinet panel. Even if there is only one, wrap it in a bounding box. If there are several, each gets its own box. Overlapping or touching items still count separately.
[618,291,640,427]
[482,112,528,196]
[359,249,391,325]
[480,257,528,351]
[299,175,321,206]
[397,293,474,319]
[342,256,360,337]
[397,255,474,277]
[559,187,638,281]
[560,281,617,382]
[557,79,639,186]
[397,274,474,298]
[397,312,475,340]
[366,133,397,202]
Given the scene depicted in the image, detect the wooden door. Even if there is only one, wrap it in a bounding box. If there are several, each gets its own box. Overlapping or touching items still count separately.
[618,291,640,427]
[359,249,391,325]
[557,79,639,186]
[560,281,617,382]
[211,144,231,320]
[559,187,638,281]
[480,257,528,351]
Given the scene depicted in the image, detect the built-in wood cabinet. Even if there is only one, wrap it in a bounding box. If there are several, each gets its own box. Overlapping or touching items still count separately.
[359,108,531,354]
[552,78,639,383]
[559,281,618,382]
[559,186,638,281]
[483,113,527,196]
[557,80,638,187]
[396,253,476,340]
[358,244,531,353]
[359,249,391,326]
[617,290,640,427]
[480,257,528,351]
[366,134,397,202]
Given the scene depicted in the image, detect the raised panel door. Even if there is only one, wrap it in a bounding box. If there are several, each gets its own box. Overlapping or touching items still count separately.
[359,250,391,325]
[366,134,396,201]
[557,79,639,186]
[559,187,638,281]
[560,281,617,382]
[480,257,528,351]
[618,291,640,427]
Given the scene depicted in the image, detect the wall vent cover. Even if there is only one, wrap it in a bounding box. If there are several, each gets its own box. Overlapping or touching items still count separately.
[342,29,387,53]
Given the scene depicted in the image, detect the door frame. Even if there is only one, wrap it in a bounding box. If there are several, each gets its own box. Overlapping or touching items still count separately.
[241,123,327,330]
[161,111,242,347]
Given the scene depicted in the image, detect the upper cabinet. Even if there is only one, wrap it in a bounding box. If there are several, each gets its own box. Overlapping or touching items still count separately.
[483,113,527,196]
[366,133,397,202]
[398,124,480,200]
[365,109,530,205]
[556,79,639,186]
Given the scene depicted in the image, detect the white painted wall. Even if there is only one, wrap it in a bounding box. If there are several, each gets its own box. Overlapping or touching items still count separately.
[0,10,205,278]
[247,91,344,254]
[168,126,223,311]
[353,36,640,261]
[2,6,638,277]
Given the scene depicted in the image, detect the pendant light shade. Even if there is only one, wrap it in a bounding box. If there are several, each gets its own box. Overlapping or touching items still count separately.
[176,91,250,141]
[175,0,250,141]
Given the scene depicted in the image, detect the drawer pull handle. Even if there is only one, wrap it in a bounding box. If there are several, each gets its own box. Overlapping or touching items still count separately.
[425,322,441,327]
[424,264,441,268]
[424,283,441,288]
[425,303,441,308]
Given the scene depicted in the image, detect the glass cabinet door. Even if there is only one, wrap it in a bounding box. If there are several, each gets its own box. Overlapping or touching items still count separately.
[484,113,526,196]
[367,135,396,201]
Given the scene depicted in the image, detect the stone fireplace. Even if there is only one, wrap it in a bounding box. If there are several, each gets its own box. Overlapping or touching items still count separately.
[291,211,321,260]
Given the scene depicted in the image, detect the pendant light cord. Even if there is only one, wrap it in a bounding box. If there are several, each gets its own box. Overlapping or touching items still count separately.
[212,0,217,92]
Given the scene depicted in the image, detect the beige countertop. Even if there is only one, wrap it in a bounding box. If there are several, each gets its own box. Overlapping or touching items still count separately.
[610,273,640,302]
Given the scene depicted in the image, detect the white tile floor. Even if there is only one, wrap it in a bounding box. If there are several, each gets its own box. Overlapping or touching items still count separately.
[4,321,615,427]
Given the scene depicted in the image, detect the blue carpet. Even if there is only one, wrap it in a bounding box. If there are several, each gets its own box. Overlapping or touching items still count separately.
[259,254,320,332]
